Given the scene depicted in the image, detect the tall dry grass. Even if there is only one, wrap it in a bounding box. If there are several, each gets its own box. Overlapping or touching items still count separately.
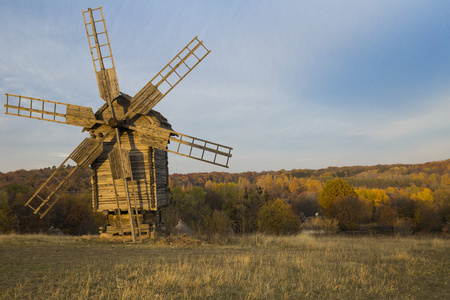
[0,233,448,299]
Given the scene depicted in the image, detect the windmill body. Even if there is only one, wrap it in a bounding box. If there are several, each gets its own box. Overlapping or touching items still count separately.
[92,95,172,213]
[4,6,232,241]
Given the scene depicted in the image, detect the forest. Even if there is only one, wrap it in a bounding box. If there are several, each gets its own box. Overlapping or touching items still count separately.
[1,159,449,236]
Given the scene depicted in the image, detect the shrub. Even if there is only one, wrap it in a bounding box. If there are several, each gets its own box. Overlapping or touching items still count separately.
[301,215,339,234]
[257,199,301,235]
[394,218,414,236]
[205,210,234,236]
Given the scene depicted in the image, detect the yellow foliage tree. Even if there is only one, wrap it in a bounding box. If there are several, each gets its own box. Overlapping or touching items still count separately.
[319,178,357,217]
[410,188,434,205]
[356,189,390,209]
[306,178,323,193]
[440,173,450,186]
[288,177,304,194]
[256,174,274,193]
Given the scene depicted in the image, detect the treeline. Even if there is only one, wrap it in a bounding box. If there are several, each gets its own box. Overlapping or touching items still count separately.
[1,160,450,235]
[166,160,450,235]
[0,166,98,235]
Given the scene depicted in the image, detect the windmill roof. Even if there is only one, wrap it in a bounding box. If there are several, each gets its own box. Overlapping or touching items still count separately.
[94,92,173,131]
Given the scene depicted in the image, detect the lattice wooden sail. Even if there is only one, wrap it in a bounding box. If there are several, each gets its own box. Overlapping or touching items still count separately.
[25,133,111,218]
[132,125,232,168]
[4,94,99,128]
[123,36,211,120]
[83,6,140,241]
[82,6,119,102]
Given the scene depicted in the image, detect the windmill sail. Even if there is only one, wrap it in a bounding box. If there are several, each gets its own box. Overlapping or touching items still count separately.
[167,132,232,168]
[25,133,112,218]
[83,6,140,242]
[129,124,232,168]
[5,93,100,128]
[83,6,119,102]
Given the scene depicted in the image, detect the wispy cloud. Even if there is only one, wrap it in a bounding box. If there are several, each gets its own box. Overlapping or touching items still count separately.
[1,1,449,173]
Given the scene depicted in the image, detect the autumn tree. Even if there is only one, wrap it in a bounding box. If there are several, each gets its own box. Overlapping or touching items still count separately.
[410,188,434,205]
[356,188,390,220]
[433,188,450,223]
[319,178,357,217]
[290,191,321,217]
[331,196,369,230]
[257,198,301,234]
[375,205,398,229]
[413,202,441,232]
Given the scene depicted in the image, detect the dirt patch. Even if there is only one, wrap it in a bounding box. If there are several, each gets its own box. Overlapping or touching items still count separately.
[75,233,208,246]
[158,234,207,247]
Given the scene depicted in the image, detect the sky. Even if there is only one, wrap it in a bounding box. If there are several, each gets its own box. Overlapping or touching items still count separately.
[1,0,450,174]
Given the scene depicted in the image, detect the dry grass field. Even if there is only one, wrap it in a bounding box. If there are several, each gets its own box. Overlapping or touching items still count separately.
[0,233,448,299]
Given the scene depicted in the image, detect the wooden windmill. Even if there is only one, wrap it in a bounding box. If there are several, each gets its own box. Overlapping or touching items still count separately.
[4,6,232,242]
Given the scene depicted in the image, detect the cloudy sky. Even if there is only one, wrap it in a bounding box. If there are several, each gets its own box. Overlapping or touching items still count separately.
[1,1,450,174]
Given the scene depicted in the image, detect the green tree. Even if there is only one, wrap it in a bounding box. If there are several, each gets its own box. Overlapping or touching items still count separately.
[319,179,357,217]
[6,184,31,203]
[63,203,97,235]
[0,193,18,233]
[257,198,301,234]
[165,186,210,233]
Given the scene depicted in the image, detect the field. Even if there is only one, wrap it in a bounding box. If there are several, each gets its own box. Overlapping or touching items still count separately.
[0,234,448,299]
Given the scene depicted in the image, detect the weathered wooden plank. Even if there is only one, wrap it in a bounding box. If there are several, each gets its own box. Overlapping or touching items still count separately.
[96,68,120,102]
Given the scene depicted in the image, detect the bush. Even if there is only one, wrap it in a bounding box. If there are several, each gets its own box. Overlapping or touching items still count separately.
[394,218,414,236]
[301,215,339,234]
[257,199,301,235]
[204,210,234,236]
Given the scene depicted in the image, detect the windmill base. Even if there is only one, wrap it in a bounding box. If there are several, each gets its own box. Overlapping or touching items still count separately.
[99,210,162,239]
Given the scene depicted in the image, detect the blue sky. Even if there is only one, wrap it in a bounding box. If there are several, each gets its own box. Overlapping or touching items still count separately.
[1,1,450,174]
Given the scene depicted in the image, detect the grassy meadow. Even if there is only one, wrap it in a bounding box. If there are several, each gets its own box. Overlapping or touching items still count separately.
[0,233,448,299]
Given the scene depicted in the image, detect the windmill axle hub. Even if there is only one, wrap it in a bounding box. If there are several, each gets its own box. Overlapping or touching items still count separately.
[108,117,120,128]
